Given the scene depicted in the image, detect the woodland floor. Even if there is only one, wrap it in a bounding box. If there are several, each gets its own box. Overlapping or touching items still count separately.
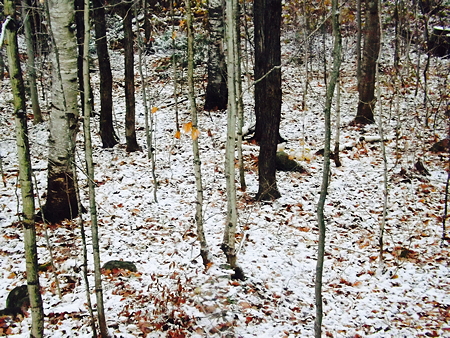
[0,31,449,337]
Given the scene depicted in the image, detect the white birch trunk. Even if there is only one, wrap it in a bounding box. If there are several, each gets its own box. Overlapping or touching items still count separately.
[4,1,44,335]
[185,0,211,266]
[83,2,108,336]
[222,0,239,274]
[45,0,80,222]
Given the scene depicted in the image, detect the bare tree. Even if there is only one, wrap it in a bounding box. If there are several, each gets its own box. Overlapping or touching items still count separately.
[185,0,211,267]
[353,0,380,125]
[43,0,81,223]
[315,0,342,335]
[82,2,109,335]
[115,0,140,152]
[222,0,244,280]
[253,0,283,200]
[21,0,43,124]
[93,0,118,148]
[3,2,44,335]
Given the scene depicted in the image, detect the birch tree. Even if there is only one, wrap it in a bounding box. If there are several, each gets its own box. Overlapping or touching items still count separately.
[43,0,81,223]
[82,3,109,335]
[222,0,244,280]
[315,0,342,335]
[3,2,44,335]
[21,0,42,124]
[185,0,211,266]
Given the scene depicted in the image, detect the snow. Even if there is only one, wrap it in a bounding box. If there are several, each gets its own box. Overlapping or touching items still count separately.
[0,29,449,337]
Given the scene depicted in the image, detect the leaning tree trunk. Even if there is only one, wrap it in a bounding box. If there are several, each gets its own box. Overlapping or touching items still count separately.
[93,0,118,148]
[315,0,342,335]
[204,0,228,111]
[3,2,44,336]
[44,0,80,223]
[353,0,380,125]
[253,0,282,200]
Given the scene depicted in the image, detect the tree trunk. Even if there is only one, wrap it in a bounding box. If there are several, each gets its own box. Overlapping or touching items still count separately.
[94,0,118,148]
[122,3,140,152]
[186,0,211,267]
[356,0,362,90]
[21,0,43,124]
[253,0,282,200]
[315,0,342,335]
[44,0,81,223]
[204,0,228,111]
[353,0,380,125]
[222,0,246,281]
[4,2,44,336]
[83,3,109,335]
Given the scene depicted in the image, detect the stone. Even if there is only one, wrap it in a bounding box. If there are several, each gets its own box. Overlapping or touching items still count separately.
[102,260,137,272]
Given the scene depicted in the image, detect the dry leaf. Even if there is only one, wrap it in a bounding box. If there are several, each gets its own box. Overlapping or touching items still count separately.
[182,122,192,134]
[174,130,181,139]
[191,127,200,140]
[151,107,159,114]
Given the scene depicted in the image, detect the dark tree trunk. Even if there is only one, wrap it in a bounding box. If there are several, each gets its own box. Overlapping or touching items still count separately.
[122,5,140,152]
[44,169,79,223]
[93,0,118,148]
[353,0,380,125]
[204,0,228,111]
[254,0,282,200]
[74,0,94,116]
[143,0,152,46]
[75,0,85,115]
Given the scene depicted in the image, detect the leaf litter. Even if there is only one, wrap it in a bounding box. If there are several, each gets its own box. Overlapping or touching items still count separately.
[0,32,449,337]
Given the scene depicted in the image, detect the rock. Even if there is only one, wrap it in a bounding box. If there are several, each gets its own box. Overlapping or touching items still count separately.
[276,151,306,172]
[102,260,137,272]
[5,285,29,310]
[429,138,450,153]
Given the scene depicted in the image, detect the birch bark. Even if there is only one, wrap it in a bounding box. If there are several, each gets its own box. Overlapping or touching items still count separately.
[44,0,80,223]
[83,3,109,335]
[3,1,44,335]
[186,0,211,266]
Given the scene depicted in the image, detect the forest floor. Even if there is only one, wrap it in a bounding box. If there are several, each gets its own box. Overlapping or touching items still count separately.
[0,31,449,337]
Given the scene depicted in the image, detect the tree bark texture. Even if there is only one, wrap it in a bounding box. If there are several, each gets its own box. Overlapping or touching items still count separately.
[186,0,211,267]
[204,0,228,111]
[93,0,118,148]
[4,2,44,335]
[221,0,241,278]
[21,0,42,124]
[122,4,140,152]
[354,0,380,125]
[45,0,80,223]
[315,0,342,335]
[253,0,282,200]
[83,3,109,335]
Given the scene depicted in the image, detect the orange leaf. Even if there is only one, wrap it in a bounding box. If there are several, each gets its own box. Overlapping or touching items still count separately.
[151,106,159,114]
[191,127,200,140]
[182,122,192,134]
[174,130,181,139]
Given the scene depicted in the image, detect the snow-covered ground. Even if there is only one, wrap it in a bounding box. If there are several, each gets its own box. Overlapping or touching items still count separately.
[0,31,449,337]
